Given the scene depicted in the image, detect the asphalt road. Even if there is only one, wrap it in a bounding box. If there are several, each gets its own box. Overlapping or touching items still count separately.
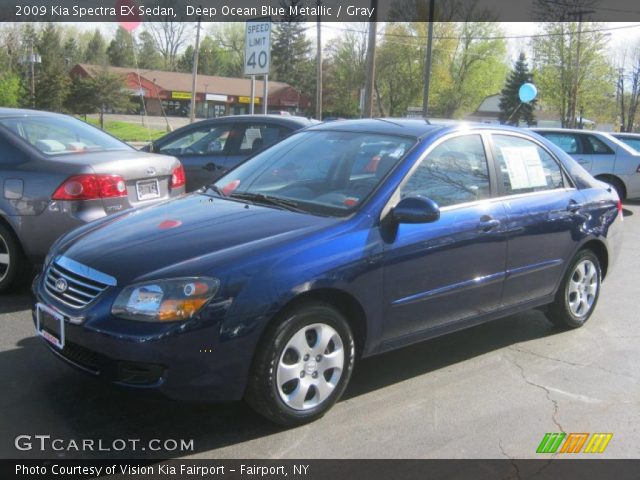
[1,202,639,460]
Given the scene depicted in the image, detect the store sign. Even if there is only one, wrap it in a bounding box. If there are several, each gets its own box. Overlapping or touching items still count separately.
[206,93,228,102]
[238,96,261,104]
[172,91,192,100]
[244,18,271,76]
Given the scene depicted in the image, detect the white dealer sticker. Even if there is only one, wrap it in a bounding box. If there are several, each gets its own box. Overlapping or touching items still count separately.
[501,146,547,190]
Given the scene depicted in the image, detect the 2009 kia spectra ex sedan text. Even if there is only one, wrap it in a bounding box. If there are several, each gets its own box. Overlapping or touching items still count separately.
[32,120,623,426]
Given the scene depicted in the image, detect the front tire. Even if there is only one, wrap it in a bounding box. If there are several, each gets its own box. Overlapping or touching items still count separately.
[0,223,26,293]
[546,250,601,329]
[245,302,355,426]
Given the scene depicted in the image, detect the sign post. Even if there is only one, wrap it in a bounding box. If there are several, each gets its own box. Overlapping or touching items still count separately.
[244,17,271,115]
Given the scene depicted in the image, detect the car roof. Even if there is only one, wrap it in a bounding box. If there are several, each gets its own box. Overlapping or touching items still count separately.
[611,132,640,138]
[193,114,317,127]
[532,127,601,134]
[0,107,66,118]
[308,118,446,137]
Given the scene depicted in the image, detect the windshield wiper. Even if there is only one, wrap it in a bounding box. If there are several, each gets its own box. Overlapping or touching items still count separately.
[230,192,305,212]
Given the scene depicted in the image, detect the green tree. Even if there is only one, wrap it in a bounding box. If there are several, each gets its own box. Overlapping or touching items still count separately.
[107,27,135,67]
[84,29,107,65]
[137,30,163,69]
[210,23,245,77]
[67,68,130,128]
[0,72,21,107]
[176,45,194,73]
[34,24,71,111]
[271,1,315,94]
[323,26,367,117]
[499,53,536,125]
[532,22,614,127]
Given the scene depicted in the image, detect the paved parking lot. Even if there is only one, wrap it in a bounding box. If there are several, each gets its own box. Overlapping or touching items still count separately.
[1,202,639,460]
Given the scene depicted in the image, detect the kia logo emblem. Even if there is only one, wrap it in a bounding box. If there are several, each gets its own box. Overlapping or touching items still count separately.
[146,167,156,176]
[54,278,68,293]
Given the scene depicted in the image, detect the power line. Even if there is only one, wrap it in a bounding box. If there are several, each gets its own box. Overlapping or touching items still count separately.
[321,22,640,41]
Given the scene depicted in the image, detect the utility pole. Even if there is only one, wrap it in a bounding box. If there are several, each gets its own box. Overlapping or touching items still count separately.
[363,0,378,118]
[568,9,593,128]
[422,0,435,118]
[316,1,323,121]
[189,16,202,123]
[618,67,626,132]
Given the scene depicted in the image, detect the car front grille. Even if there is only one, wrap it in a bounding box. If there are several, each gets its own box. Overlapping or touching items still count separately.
[44,257,116,309]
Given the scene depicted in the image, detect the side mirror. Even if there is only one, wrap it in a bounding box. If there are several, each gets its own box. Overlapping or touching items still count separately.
[392,196,440,224]
[141,143,152,153]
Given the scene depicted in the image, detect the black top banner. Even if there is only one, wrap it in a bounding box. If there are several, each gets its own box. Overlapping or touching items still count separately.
[2,0,640,22]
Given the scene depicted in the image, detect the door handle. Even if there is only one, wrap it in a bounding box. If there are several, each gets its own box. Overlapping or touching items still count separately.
[576,159,590,165]
[478,217,501,232]
[567,200,585,213]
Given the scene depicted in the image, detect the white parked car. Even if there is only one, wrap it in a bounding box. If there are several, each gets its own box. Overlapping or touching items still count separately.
[533,128,640,200]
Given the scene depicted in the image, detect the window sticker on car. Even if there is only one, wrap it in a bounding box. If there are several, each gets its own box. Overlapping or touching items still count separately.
[501,146,547,190]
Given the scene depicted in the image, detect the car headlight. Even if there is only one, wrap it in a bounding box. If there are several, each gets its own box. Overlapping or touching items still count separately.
[111,277,220,322]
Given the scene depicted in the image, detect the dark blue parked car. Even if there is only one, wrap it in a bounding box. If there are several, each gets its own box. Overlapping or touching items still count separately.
[32,120,623,425]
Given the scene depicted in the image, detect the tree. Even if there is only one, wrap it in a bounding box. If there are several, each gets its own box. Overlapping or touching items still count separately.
[146,20,191,71]
[209,23,245,77]
[107,27,135,67]
[532,22,614,128]
[323,25,367,117]
[0,72,21,107]
[617,43,640,132]
[84,29,107,64]
[499,53,536,125]
[67,68,130,128]
[34,24,71,111]
[271,1,315,94]
[136,30,163,69]
[176,45,195,73]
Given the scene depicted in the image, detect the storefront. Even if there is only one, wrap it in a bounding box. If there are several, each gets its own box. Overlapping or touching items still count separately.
[70,64,311,118]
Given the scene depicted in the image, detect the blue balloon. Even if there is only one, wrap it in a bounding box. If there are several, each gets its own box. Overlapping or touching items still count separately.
[519,83,537,103]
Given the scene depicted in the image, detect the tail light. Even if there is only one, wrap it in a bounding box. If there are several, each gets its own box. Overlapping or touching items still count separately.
[617,200,623,218]
[52,175,127,200]
[170,164,186,189]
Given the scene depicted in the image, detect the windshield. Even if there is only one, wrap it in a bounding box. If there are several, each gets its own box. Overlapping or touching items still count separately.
[209,130,416,216]
[0,115,132,156]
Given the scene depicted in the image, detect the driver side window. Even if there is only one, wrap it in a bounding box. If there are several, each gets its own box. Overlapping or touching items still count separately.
[400,134,491,208]
[159,124,232,156]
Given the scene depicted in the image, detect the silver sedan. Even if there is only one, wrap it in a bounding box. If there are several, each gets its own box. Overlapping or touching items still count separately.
[0,108,185,292]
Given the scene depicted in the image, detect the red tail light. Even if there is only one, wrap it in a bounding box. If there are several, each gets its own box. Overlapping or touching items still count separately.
[170,164,186,189]
[617,200,623,217]
[52,175,127,201]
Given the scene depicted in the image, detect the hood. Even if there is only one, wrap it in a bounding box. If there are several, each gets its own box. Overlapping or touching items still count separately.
[58,194,336,283]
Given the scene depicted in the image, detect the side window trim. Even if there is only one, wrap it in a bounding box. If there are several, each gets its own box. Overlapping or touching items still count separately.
[487,131,575,198]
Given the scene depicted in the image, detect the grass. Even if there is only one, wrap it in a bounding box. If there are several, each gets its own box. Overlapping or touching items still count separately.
[81,118,166,143]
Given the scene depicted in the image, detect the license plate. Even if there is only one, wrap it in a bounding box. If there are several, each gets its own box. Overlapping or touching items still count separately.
[136,179,160,201]
[36,303,65,350]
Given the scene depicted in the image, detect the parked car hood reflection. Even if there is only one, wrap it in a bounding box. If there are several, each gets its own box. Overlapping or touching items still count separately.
[58,194,336,283]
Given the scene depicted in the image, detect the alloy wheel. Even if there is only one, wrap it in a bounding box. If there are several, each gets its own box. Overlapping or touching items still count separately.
[566,259,599,318]
[0,234,10,283]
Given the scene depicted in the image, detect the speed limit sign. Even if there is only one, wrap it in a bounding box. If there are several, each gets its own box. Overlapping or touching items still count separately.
[244,18,271,76]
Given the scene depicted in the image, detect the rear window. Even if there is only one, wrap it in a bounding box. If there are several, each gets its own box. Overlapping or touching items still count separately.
[0,116,131,156]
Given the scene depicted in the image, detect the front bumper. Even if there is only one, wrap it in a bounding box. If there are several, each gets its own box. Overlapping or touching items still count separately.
[32,283,251,403]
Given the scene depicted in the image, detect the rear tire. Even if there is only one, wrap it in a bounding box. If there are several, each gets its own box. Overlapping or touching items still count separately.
[245,301,355,426]
[0,223,27,293]
[546,249,601,329]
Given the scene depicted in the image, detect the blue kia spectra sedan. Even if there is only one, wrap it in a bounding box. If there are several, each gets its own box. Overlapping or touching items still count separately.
[32,120,623,426]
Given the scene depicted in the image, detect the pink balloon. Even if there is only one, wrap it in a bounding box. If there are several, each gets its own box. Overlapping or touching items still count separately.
[116,0,141,31]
